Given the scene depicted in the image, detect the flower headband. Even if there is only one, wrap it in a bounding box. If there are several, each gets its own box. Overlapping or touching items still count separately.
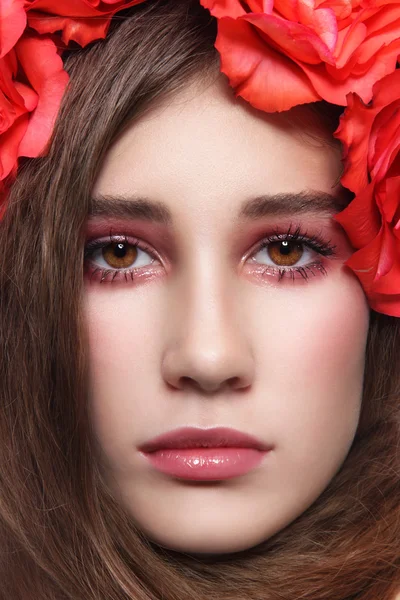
[1,0,400,317]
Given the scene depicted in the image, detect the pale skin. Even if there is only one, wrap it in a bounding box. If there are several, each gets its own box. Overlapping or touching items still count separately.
[83,74,370,557]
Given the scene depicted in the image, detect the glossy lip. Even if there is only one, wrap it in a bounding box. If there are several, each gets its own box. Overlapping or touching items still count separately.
[138,426,272,453]
[142,448,268,481]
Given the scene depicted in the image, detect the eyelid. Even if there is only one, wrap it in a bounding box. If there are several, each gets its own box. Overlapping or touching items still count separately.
[84,233,160,263]
[251,225,337,259]
[85,224,336,258]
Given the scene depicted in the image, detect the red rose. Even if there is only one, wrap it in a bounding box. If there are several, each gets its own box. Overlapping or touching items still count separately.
[200,0,400,112]
[25,0,148,47]
[1,0,147,212]
[334,69,400,317]
[0,34,69,182]
[0,0,27,58]
[0,50,33,181]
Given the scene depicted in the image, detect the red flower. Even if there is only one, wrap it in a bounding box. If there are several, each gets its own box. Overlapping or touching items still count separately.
[0,0,27,58]
[25,0,148,47]
[334,70,400,317]
[200,0,400,112]
[0,33,69,183]
[1,0,147,218]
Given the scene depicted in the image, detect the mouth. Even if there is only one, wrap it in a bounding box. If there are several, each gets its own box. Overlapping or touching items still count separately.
[138,425,271,452]
[138,426,272,481]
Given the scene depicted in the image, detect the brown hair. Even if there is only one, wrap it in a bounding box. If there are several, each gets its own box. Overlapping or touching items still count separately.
[0,1,399,598]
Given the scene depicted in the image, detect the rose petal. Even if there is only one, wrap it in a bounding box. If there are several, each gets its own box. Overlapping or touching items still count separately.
[375,220,395,279]
[27,0,101,17]
[27,0,148,46]
[0,0,26,59]
[13,81,39,112]
[344,225,383,291]
[14,35,69,158]
[27,12,111,46]
[298,36,400,105]
[355,7,400,65]
[215,16,320,112]
[297,1,338,52]
[334,183,381,247]
[273,0,299,21]
[376,175,400,224]
[270,0,339,51]
[0,50,35,178]
[27,0,136,16]
[370,110,400,181]
[0,113,29,179]
[244,12,335,64]
[0,91,16,133]
[334,92,375,193]
[334,21,367,68]
[372,243,400,295]
[366,68,400,108]
[368,98,400,164]
[318,0,355,21]
[199,0,247,19]
[335,70,400,192]
[0,52,25,114]
[368,292,400,316]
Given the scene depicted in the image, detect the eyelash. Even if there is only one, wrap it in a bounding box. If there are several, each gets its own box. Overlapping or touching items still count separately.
[255,223,336,282]
[83,223,337,284]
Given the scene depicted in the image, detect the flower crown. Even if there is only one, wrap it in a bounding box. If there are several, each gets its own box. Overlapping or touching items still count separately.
[1,0,400,317]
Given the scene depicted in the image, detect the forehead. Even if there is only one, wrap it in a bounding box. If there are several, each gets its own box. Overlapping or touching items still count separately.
[92,75,343,223]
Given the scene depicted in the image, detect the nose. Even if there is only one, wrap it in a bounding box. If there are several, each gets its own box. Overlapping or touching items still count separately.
[161,270,254,394]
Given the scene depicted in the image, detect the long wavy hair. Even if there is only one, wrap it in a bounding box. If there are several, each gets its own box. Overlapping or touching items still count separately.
[0,1,399,598]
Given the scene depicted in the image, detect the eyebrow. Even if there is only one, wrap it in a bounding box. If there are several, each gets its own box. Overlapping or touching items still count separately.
[88,190,350,225]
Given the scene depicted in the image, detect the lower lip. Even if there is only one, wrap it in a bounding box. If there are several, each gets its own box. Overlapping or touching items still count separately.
[141,448,268,480]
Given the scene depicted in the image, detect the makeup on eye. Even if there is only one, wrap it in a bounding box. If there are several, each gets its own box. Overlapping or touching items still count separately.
[83,223,339,285]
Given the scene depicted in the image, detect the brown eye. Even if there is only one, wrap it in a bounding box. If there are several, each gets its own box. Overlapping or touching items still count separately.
[102,242,138,269]
[267,241,304,266]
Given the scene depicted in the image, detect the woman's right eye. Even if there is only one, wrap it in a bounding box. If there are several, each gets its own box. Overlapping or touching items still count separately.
[86,240,156,271]
[83,234,161,283]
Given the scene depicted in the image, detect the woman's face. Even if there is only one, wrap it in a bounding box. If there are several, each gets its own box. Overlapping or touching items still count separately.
[83,75,370,556]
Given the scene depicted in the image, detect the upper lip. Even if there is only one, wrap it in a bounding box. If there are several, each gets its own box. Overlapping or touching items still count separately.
[138,426,271,453]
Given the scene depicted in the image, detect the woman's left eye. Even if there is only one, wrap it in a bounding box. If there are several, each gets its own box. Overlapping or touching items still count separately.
[249,229,337,280]
[252,239,322,271]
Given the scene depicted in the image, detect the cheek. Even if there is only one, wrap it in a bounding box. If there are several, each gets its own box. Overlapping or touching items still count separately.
[260,263,369,377]
[82,291,155,453]
[292,281,368,385]
[257,270,370,458]
[83,288,156,371]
